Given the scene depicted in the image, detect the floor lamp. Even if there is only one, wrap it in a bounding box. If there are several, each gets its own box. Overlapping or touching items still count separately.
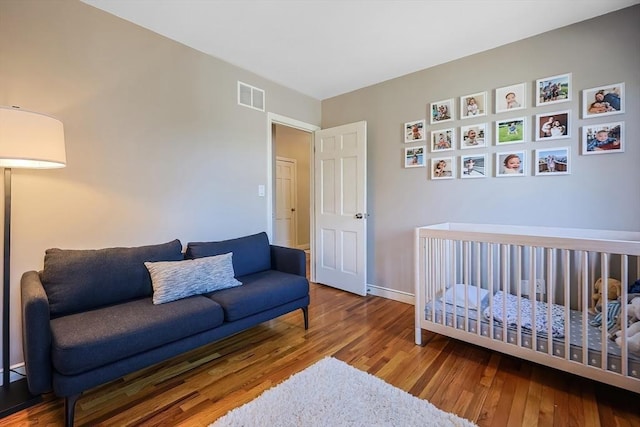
[0,106,66,417]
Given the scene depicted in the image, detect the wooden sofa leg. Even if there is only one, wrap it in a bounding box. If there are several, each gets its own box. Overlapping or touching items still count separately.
[65,393,81,427]
[302,306,309,330]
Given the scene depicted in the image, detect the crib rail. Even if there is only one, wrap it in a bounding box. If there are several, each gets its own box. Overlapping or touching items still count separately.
[415,223,640,394]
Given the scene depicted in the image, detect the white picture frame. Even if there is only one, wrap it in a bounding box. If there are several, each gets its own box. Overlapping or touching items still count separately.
[535,110,570,141]
[495,82,526,113]
[429,98,454,124]
[430,128,455,152]
[430,156,455,180]
[582,122,624,155]
[404,119,426,143]
[460,154,487,179]
[582,82,625,119]
[460,91,487,119]
[404,145,426,168]
[535,73,571,106]
[460,124,487,149]
[535,147,571,176]
[495,117,526,145]
[496,151,526,177]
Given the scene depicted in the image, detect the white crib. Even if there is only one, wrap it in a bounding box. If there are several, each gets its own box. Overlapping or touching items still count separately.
[414,223,640,393]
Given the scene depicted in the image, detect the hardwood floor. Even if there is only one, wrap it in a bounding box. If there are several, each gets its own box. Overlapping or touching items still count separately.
[2,282,639,426]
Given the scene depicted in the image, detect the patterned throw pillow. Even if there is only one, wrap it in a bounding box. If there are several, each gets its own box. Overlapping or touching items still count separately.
[145,252,242,305]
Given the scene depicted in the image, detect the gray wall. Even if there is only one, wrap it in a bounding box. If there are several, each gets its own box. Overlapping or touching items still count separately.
[0,0,320,367]
[322,6,640,296]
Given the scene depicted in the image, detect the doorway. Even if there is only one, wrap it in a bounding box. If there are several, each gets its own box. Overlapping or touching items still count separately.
[270,118,314,251]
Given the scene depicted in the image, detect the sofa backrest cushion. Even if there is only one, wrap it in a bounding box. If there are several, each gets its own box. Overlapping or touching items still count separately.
[185,232,271,277]
[41,239,184,317]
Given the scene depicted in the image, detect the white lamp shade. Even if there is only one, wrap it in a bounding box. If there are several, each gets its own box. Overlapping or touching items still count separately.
[0,106,66,169]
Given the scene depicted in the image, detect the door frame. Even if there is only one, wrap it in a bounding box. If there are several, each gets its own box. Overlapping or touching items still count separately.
[266,113,319,279]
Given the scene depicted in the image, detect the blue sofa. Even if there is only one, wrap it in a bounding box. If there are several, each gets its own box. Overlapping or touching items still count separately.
[20,232,309,427]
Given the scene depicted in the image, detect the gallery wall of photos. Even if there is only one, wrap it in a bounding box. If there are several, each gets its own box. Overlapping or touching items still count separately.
[402,73,625,180]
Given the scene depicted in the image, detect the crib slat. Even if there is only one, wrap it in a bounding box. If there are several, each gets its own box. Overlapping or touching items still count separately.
[563,249,571,361]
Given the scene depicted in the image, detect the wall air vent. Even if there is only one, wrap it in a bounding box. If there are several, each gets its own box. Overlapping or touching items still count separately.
[238,81,265,112]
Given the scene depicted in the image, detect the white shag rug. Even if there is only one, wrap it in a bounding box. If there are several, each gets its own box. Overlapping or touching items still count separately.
[212,357,477,427]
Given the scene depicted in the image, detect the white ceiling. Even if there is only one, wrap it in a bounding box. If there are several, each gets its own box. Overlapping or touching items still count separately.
[81,0,638,100]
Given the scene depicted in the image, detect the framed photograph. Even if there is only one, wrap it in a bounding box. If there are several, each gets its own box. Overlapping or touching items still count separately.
[404,119,426,143]
[431,128,454,152]
[496,151,526,177]
[404,146,426,168]
[430,98,454,124]
[460,154,487,179]
[582,82,625,118]
[536,73,571,106]
[535,110,570,141]
[460,124,487,149]
[460,91,487,119]
[495,117,526,145]
[582,122,624,155]
[535,147,570,176]
[495,83,526,113]
[430,156,455,180]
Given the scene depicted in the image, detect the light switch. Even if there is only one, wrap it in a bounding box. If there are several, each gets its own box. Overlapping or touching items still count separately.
[258,185,265,197]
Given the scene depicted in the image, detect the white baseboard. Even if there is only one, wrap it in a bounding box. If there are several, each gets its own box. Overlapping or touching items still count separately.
[0,364,26,386]
[366,284,415,305]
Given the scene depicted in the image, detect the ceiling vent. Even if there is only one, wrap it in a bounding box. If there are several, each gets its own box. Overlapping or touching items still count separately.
[238,81,265,112]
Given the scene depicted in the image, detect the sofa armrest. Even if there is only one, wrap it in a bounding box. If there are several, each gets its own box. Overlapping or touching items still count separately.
[21,271,53,394]
[270,245,306,277]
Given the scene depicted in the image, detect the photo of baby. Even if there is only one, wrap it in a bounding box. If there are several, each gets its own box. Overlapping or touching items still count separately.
[460,124,487,149]
[495,83,526,113]
[431,157,454,180]
[431,128,454,152]
[404,119,426,143]
[582,122,624,155]
[496,151,526,177]
[460,154,486,179]
[460,92,487,119]
[430,99,454,124]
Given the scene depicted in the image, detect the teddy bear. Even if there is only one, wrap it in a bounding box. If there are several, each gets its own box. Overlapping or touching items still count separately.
[614,297,640,355]
[591,277,622,314]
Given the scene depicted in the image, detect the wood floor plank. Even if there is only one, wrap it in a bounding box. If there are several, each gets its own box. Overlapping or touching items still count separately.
[1,282,639,426]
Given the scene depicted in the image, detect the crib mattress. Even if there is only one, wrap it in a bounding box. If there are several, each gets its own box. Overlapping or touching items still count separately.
[424,292,640,378]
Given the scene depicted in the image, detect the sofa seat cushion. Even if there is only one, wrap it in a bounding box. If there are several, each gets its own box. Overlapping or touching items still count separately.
[206,270,309,322]
[50,296,224,376]
[185,232,271,277]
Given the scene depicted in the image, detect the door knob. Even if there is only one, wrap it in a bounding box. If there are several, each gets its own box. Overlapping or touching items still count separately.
[355,213,368,219]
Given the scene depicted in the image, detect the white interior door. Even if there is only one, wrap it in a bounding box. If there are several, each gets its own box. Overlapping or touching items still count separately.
[314,121,367,296]
[274,157,297,247]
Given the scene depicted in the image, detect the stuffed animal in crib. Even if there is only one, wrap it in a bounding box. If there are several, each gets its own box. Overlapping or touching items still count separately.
[591,277,622,314]
[613,297,640,355]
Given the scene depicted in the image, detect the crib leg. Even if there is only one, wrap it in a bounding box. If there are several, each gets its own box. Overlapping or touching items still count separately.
[415,327,423,345]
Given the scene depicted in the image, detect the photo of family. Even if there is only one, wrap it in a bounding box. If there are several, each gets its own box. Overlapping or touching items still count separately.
[460,124,487,149]
[430,156,454,180]
[460,92,487,119]
[535,111,570,141]
[460,154,486,179]
[430,99,454,124]
[431,128,454,152]
[582,122,624,155]
[404,119,426,143]
[582,83,625,118]
[496,151,526,177]
[495,118,525,145]
[536,73,571,106]
[535,147,570,176]
[495,83,526,113]
[404,146,426,168]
